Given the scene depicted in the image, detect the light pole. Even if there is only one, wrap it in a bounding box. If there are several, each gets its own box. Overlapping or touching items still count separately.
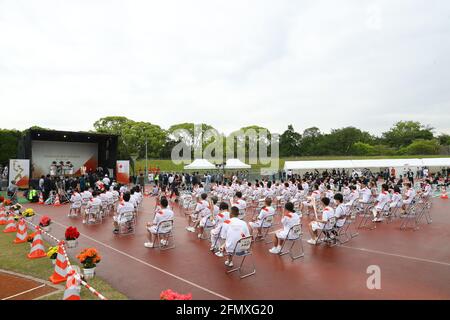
[145,137,148,182]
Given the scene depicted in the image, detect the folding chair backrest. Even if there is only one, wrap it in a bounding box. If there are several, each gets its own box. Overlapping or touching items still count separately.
[235,236,252,254]
[158,220,173,233]
[262,214,274,227]
[287,224,302,240]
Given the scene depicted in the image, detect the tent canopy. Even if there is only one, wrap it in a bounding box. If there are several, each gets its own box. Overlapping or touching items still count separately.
[224,158,251,169]
[284,158,450,171]
[184,159,216,170]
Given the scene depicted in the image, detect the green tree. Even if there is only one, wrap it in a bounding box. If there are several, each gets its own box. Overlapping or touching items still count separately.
[400,139,440,155]
[300,127,322,155]
[0,129,22,165]
[279,125,302,157]
[168,123,216,154]
[382,121,434,148]
[351,142,376,156]
[323,127,374,155]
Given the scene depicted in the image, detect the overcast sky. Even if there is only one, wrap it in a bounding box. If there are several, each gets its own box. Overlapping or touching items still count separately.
[1,0,449,136]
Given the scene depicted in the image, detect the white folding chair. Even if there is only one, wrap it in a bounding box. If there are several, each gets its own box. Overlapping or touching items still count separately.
[154,220,175,250]
[226,236,256,279]
[278,224,304,260]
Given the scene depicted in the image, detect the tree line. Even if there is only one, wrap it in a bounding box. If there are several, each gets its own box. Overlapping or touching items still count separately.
[0,118,449,165]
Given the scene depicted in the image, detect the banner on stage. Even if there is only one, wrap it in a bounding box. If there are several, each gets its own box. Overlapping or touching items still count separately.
[116,160,130,184]
[9,159,30,189]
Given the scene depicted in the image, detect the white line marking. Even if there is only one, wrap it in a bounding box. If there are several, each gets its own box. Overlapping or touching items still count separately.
[49,219,231,300]
[2,284,46,300]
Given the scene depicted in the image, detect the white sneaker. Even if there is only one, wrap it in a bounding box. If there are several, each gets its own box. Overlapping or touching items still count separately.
[144,242,154,248]
[210,245,216,251]
[269,247,281,254]
[224,260,233,267]
[307,239,317,245]
[82,219,86,224]
[197,233,202,239]
[372,218,378,222]
[160,239,167,246]
[186,226,195,233]
[215,251,224,257]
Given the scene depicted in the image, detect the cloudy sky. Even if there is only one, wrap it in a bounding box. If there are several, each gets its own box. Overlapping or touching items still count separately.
[1,0,449,136]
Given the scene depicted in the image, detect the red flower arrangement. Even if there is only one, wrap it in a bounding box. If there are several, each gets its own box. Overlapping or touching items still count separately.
[3,199,11,206]
[160,289,192,300]
[0,196,4,203]
[39,216,51,227]
[65,226,80,241]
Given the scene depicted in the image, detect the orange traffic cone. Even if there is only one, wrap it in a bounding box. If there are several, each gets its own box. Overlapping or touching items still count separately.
[38,192,44,205]
[0,211,7,225]
[54,194,61,207]
[441,187,448,199]
[27,229,47,259]
[3,214,17,233]
[49,242,68,284]
[63,269,81,300]
[13,218,28,244]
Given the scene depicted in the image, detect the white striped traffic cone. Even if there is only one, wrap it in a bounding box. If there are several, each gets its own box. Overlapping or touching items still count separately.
[38,192,44,205]
[0,210,7,225]
[63,270,81,300]
[49,242,69,284]
[2,214,17,233]
[54,194,61,207]
[27,229,47,259]
[13,218,28,244]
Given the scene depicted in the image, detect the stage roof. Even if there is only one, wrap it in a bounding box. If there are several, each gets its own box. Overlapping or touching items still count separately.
[26,128,118,143]
[284,158,450,170]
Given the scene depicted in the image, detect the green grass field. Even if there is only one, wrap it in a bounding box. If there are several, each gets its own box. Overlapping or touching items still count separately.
[0,224,127,300]
[134,155,446,172]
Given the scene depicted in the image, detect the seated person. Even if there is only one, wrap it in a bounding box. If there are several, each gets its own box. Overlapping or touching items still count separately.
[210,202,230,253]
[186,193,210,234]
[307,197,335,245]
[300,184,321,217]
[389,186,403,209]
[152,185,159,196]
[69,188,82,217]
[333,193,347,229]
[372,184,390,222]
[269,202,300,254]
[83,191,102,224]
[216,206,250,267]
[113,192,135,234]
[248,197,275,239]
[144,198,174,248]
[401,183,416,214]
[231,191,247,219]
[197,196,219,239]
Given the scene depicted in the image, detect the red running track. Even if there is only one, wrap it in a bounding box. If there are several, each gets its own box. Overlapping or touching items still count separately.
[25,197,450,300]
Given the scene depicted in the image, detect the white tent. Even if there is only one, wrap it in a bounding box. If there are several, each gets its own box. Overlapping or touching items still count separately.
[224,158,251,169]
[184,159,216,170]
[284,158,450,171]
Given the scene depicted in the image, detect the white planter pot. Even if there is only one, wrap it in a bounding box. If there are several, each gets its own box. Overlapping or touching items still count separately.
[83,267,96,279]
[66,239,78,248]
[41,226,51,233]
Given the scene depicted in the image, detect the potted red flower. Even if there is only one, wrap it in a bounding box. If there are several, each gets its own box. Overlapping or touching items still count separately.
[160,289,192,300]
[65,226,80,248]
[39,216,52,232]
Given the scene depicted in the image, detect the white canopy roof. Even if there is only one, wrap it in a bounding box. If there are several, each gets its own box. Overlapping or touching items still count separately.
[284,158,450,170]
[184,159,216,170]
[224,158,251,169]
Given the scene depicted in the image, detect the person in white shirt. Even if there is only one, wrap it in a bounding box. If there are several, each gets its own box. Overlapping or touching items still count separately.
[248,198,275,239]
[69,189,82,217]
[83,191,102,224]
[372,184,390,222]
[112,192,135,234]
[197,196,219,239]
[102,175,110,187]
[389,186,403,209]
[186,193,210,234]
[231,191,247,219]
[333,193,347,229]
[300,184,321,216]
[144,198,174,248]
[307,197,335,245]
[269,202,300,254]
[401,183,416,214]
[220,206,250,268]
[81,189,93,205]
[210,202,230,253]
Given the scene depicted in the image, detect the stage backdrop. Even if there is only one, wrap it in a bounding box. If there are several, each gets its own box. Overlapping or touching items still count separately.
[9,159,30,189]
[116,160,130,184]
[31,141,98,178]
